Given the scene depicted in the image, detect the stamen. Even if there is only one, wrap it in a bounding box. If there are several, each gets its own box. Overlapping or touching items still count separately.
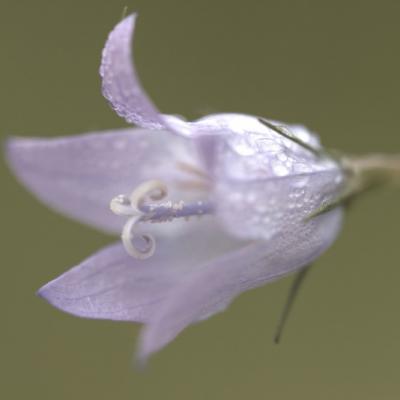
[110,180,213,259]
[176,161,209,180]
[175,161,211,191]
[175,180,211,191]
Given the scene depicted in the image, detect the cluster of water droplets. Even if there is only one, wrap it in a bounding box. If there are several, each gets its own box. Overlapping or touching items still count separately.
[191,114,345,240]
[215,165,344,242]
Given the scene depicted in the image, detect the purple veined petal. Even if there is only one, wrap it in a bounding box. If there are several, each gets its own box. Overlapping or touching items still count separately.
[191,134,225,174]
[137,207,343,363]
[189,112,344,241]
[6,128,199,234]
[215,169,344,241]
[38,219,245,323]
[39,242,171,323]
[100,14,168,130]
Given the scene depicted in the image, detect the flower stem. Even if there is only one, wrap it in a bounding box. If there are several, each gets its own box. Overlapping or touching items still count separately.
[341,153,400,196]
[344,153,400,182]
[307,153,400,220]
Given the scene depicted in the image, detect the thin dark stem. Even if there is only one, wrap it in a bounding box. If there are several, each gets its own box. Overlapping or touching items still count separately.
[274,264,312,344]
[258,118,322,158]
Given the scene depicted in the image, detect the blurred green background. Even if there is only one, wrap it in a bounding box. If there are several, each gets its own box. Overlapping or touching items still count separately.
[1,0,400,398]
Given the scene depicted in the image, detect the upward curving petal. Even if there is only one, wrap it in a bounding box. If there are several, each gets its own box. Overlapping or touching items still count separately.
[6,128,198,233]
[100,14,167,129]
[137,208,343,362]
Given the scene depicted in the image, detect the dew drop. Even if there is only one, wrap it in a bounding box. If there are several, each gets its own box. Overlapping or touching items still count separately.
[273,163,289,176]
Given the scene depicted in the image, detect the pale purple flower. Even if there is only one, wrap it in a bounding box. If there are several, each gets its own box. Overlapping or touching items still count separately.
[6,14,347,363]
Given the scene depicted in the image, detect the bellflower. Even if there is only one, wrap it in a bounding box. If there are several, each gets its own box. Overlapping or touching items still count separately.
[6,14,399,363]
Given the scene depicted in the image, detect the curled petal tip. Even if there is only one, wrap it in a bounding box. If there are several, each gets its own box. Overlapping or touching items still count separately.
[99,14,192,137]
[100,12,167,130]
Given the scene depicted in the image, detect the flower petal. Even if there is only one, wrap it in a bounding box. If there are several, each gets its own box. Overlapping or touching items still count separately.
[138,208,343,362]
[189,113,344,241]
[38,220,244,323]
[192,113,332,177]
[6,128,197,233]
[100,14,167,129]
[192,113,321,149]
[216,169,343,241]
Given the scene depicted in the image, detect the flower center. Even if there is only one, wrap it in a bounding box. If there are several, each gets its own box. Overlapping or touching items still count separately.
[110,180,214,259]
